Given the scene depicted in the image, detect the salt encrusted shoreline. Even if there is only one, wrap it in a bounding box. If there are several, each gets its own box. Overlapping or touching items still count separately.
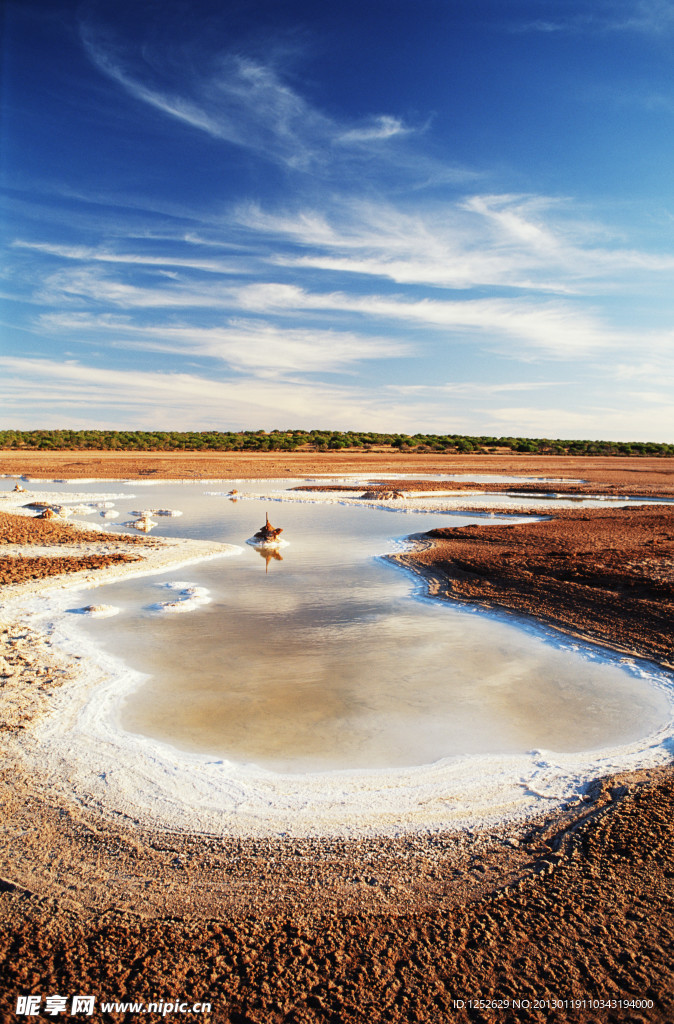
[0,533,241,605]
[1,481,672,842]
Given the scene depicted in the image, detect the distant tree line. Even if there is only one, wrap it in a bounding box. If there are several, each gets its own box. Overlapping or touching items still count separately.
[0,429,671,456]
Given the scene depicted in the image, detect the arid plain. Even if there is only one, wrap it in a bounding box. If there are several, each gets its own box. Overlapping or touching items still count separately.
[0,451,672,1023]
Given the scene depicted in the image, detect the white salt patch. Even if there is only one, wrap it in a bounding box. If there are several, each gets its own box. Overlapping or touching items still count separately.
[246,537,289,550]
[124,518,158,532]
[1,489,129,507]
[131,508,183,517]
[248,489,643,516]
[148,580,212,614]
[68,605,120,618]
[152,598,209,614]
[99,510,120,519]
[63,504,98,515]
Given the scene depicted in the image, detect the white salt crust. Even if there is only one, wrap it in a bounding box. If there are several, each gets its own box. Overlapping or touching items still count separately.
[245,536,290,550]
[131,509,183,517]
[69,605,120,618]
[147,581,212,614]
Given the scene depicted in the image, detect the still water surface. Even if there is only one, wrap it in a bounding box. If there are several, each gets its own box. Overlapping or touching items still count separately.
[70,480,671,773]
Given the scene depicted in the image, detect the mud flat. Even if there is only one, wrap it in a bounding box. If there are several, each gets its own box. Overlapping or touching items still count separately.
[2,448,674,493]
[0,462,673,1022]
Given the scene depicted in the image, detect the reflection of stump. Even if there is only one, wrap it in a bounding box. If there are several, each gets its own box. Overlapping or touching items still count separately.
[257,546,283,573]
[253,514,283,542]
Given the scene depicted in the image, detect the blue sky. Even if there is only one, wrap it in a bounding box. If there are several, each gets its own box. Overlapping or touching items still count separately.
[1,0,673,440]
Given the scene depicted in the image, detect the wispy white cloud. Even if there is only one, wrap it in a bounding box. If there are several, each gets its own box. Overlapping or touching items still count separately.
[624,388,673,404]
[14,185,674,375]
[461,195,563,254]
[518,20,568,34]
[385,381,561,397]
[228,279,674,364]
[230,282,619,357]
[23,193,670,317]
[80,21,235,138]
[12,240,247,275]
[79,20,419,173]
[615,0,674,34]
[517,0,674,36]
[27,263,662,365]
[336,116,415,144]
[240,194,674,294]
[36,266,238,310]
[1,356,666,441]
[612,357,674,391]
[240,198,570,292]
[0,357,429,431]
[35,313,409,377]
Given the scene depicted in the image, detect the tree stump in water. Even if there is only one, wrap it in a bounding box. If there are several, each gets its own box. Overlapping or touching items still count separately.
[253,514,283,542]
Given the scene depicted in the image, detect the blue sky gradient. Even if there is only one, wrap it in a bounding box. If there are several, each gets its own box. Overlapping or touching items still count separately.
[1,0,673,439]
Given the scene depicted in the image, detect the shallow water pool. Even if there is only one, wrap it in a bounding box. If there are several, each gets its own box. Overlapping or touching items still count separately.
[65,479,671,774]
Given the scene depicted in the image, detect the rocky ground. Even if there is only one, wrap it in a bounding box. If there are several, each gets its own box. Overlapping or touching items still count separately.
[0,551,140,586]
[0,511,153,588]
[0,512,148,547]
[0,453,672,1022]
[395,505,674,669]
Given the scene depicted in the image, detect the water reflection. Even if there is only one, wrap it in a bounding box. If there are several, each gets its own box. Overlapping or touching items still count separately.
[69,480,671,774]
[256,546,284,572]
